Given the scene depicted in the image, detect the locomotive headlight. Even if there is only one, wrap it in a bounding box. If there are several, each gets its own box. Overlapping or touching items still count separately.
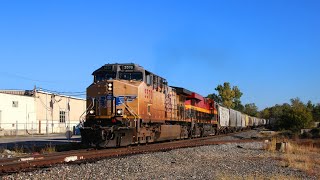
[116,109,123,116]
[89,109,95,114]
[107,83,113,91]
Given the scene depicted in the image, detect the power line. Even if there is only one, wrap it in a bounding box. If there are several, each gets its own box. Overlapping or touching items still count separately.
[0,71,56,83]
[37,87,85,94]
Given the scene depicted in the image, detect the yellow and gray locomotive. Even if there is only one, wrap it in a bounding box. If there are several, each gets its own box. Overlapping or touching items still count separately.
[80,63,218,147]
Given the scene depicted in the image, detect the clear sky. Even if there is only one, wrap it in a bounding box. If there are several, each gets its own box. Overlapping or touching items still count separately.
[0,0,319,110]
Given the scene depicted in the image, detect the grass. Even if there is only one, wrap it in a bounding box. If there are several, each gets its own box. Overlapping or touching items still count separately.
[40,143,56,154]
[13,144,25,154]
[216,173,301,180]
[264,137,320,177]
[0,142,85,157]
[0,143,56,155]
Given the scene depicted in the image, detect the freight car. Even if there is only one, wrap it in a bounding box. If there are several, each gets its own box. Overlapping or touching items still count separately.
[80,63,264,148]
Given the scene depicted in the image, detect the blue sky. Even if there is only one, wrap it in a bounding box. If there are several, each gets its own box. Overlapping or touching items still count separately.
[0,0,319,110]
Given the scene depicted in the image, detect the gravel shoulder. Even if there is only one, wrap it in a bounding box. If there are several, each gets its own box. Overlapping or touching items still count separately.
[1,130,318,180]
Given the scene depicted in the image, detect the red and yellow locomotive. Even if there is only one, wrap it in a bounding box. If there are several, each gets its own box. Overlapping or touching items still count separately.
[81,63,218,147]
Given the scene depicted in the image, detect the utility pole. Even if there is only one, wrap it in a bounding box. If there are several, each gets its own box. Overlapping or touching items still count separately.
[46,93,48,136]
[66,97,70,131]
[51,94,54,134]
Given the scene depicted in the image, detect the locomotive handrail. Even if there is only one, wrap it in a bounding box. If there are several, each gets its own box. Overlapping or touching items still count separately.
[79,100,94,122]
[121,101,139,121]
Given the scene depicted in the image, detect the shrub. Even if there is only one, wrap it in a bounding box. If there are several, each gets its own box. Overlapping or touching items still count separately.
[278,108,313,133]
[301,131,313,139]
[310,128,320,138]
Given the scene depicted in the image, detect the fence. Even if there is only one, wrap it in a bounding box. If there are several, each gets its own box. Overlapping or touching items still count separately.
[0,120,81,136]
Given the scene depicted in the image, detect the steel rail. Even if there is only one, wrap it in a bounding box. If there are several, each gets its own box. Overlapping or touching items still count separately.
[0,130,264,175]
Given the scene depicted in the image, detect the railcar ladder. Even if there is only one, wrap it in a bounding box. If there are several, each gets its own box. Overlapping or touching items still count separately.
[122,103,139,120]
[119,99,139,124]
[122,103,141,133]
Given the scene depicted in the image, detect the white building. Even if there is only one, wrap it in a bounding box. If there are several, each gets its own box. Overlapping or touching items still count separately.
[0,92,36,136]
[0,89,86,136]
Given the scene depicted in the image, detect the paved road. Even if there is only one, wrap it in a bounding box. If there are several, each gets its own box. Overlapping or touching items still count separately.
[0,134,81,149]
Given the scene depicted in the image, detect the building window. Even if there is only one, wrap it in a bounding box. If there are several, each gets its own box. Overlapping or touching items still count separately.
[59,111,66,123]
[12,101,18,107]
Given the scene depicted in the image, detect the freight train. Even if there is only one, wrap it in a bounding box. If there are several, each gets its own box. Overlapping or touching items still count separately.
[80,63,266,147]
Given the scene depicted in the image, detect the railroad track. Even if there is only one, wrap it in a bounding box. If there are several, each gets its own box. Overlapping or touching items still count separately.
[0,130,265,175]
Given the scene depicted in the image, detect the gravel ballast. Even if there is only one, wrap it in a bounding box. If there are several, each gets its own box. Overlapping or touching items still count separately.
[1,130,318,179]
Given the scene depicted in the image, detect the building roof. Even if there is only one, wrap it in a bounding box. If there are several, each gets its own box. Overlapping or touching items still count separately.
[0,89,85,101]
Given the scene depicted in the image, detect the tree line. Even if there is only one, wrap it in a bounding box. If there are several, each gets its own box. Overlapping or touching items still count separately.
[207,82,320,132]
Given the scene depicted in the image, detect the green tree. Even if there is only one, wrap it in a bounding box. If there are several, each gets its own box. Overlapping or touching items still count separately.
[313,104,320,122]
[278,107,313,132]
[234,103,244,112]
[267,98,313,132]
[206,93,222,104]
[233,86,243,111]
[215,82,234,108]
[307,100,314,112]
[260,108,270,119]
[243,103,258,116]
[214,82,243,109]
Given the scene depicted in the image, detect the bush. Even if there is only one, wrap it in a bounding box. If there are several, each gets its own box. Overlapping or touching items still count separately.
[310,128,320,138]
[301,131,313,139]
[277,108,313,133]
[278,130,296,139]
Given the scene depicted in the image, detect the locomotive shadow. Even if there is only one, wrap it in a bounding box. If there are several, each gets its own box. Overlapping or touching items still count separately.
[0,137,81,152]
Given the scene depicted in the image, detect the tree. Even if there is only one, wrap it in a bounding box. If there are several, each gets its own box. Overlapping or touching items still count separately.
[278,107,313,132]
[268,103,291,120]
[313,104,320,122]
[214,82,243,109]
[243,103,258,116]
[234,103,244,112]
[233,86,242,104]
[265,98,313,132]
[291,98,307,111]
[206,93,222,104]
[307,100,314,112]
[260,108,270,119]
[215,82,234,108]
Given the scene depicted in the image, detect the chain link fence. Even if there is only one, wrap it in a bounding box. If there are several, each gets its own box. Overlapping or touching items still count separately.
[0,120,81,136]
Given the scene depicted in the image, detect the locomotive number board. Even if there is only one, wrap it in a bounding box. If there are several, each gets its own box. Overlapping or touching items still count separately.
[103,66,113,70]
[121,65,134,70]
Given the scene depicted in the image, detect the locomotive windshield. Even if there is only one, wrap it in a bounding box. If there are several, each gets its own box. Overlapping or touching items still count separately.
[119,72,143,81]
[96,72,116,81]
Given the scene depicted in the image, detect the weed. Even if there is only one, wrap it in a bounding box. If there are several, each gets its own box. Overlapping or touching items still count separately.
[13,144,24,153]
[215,172,300,180]
[264,137,320,177]
[40,143,56,154]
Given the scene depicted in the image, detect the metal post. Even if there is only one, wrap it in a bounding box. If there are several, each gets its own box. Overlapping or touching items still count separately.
[46,93,48,136]
[26,104,27,136]
[16,120,18,136]
[32,121,34,137]
[51,109,53,134]
[51,94,54,134]
[68,98,70,131]
[0,110,2,129]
